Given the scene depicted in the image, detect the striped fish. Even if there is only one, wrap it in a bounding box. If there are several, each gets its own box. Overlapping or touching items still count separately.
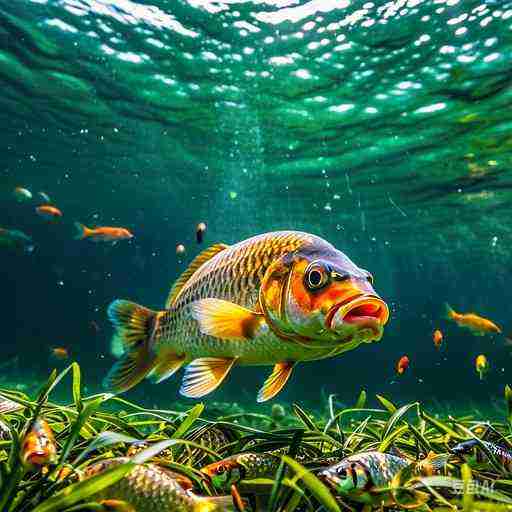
[103,231,389,401]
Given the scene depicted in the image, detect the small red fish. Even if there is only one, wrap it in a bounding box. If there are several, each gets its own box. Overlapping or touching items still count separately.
[20,418,57,469]
[433,329,443,349]
[74,223,133,242]
[36,205,62,220]
[50,347,69,360]
[396,355,410,375]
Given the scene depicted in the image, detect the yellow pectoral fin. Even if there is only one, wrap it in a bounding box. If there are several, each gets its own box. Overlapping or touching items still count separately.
[180,357,237,398]
[257,362,295,403]
[190,298,266,341]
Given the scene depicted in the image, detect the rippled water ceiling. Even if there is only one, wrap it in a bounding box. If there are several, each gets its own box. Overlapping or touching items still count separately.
[1,0,511,255]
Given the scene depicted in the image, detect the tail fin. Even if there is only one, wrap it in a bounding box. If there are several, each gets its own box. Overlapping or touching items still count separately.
[103,300,160,393]
[445,303,456,320]
[73,222,90,240]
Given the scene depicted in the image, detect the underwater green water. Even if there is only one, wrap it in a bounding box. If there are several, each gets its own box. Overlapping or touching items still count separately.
[1,0,512,412]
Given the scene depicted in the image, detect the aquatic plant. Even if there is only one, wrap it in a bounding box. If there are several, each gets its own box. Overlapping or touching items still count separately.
[2,363,512,510]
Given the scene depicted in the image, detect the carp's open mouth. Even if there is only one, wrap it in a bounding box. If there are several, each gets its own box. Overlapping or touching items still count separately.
[326,295,389,335]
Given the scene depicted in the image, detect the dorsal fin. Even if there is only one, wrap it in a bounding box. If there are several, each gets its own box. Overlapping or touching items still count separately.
[166,243,229,308]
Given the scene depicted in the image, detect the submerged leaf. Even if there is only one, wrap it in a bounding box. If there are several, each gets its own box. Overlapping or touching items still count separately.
[376,394,397,413]
[73,431,141,466]
[292,403,318,432]
[355,389,367,409]
[172,403,204,439]
[505,385,512,425]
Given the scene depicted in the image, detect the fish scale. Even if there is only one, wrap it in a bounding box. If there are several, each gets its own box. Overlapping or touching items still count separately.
[154,232,317,363]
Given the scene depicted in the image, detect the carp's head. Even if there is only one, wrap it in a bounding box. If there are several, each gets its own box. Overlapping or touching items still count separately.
[260,240,389,350]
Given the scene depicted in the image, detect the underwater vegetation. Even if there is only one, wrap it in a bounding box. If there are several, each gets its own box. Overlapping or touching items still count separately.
[3,364,512,510]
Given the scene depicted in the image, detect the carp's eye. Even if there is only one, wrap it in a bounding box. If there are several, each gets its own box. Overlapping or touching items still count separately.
[305,263,329,290]
[216,465,226,475]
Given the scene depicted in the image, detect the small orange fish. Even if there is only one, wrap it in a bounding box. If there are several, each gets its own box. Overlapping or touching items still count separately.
[475,354,489,380]
[396,355,409,375]
[20,418,57,469]
[433,329,443,349]
[73,223,133,242]
[50,347,69,360]
[36,205,62,219]
[196,222,207,244]
[13,186,32,202]
[445,304,501,336]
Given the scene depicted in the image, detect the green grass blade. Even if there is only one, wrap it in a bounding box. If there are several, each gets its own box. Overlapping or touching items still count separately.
[355,389,367,409]
[292,404,318,432]
[73,431,141,465]
[71,363,82,413]
[282,455,340,512]
[505,385,512,425]
[32,461,135,512]
[54,394,112,474]
[461,463,474,511]
[420,410,464,439]
[381,402,418,441]
[375,394,397,413]
[172,403,204,439]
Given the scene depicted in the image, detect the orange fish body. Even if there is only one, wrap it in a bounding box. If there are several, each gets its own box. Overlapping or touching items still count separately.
[36,205,62,219]
[51,347,69,360]
[396,355,409,374]
[445,304,501,336]
[20,418,57,469]
[103,231,389,402]
[475,354,489,380]
[74,223,133,242]
[433,329,443,349]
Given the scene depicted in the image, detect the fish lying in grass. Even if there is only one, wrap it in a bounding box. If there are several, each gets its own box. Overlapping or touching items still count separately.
[85,457,237,511]
[445,304,501,336]
[318,450,449,503]
[103,231,389,402]
[0,228,35,253]
[202,447,348,492]
[451,439,512,470]
[20,418,57,469]
[318,451,409,500]
[73,223,133,242]
[202,452,281,491]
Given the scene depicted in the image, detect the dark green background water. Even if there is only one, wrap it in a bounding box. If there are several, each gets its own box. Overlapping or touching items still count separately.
[1,0,511,412]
